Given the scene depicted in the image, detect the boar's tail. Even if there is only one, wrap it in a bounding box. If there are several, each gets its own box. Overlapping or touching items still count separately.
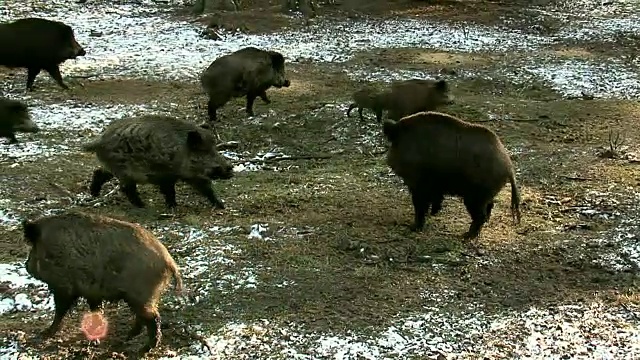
[382,119,399,143]
[81,139,101,153]
[346,103,357,117]
[509,172,522,225]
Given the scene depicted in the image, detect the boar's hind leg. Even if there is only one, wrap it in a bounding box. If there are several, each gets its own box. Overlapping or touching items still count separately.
[126,315,144,340]
[120,180,145,208]
[41,292,77,338]
[89,168,114,197]
[44,65,69,90]
[130,304,161,355]
[157,179,178,208]
[462,196,490,240]
[186,178,224,209]
[26,67,42,91]
[259,91,271,104]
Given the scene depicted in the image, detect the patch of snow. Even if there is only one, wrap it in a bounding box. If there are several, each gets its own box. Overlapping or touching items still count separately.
[28,101,175,133]
[523,59,640,99]
[151,299,640,359]
[0,2,552,82]
[0,141,71,161]
[223,150,291,173]
[0,264,54,315]
[344,67,436,83]
[248,223,269,240]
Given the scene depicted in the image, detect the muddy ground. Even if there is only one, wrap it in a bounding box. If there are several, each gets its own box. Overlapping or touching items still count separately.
[0,0,639,359]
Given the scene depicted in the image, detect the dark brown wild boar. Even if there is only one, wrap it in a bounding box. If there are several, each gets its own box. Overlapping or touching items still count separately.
[384,79,454,121]
[0,97,39,143]
[200,46,291,122]
[383,111,521,239]
[83,115,234,209]
[346,86,386,122]
[0,18,86,91]
[23,211,183,355]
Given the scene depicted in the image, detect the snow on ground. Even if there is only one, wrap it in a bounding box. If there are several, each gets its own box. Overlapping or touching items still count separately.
[0,0,638,99]
[148,296,640,359]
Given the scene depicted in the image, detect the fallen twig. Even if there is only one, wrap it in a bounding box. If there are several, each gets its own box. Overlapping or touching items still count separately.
[561,175,592,181]
[69,74,101,79]
[621,303,640,322]
[47,181,75,201]
[262,154,334,163]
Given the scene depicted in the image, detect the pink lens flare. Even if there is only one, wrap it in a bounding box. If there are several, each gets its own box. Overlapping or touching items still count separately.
[80,311,109,341]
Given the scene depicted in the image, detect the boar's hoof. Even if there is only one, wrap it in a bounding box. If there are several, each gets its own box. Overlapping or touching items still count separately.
[213,201,225,210]
[409,223,424,232]
[137,344,153,356]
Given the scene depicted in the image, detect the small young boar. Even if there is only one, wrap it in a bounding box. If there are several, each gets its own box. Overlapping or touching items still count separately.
[83,115,234,209]
[384,79,454,121]
[383,111,521,239]
[23,211,183,355]
[200,46,291,122]
[0,97,39,143]
[346,87,386,122]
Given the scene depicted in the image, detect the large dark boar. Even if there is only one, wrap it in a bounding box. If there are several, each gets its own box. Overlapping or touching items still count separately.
[384,79,454,121]
[23,211,182,355]
[0,18,86,91]
[83,115,234,209]
[200,46,291,122]
[383,111,521,239]
[0,97,39,143]
[346,86,385,123]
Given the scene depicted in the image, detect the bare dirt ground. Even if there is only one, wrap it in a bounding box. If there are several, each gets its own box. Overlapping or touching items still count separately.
[0,0,639,359]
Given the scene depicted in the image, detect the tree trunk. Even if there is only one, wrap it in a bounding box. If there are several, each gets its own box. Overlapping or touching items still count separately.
[193,0,239,14]
[281,0,316,17]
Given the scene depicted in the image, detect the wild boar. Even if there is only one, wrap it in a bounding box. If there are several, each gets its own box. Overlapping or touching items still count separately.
[200,46,291,122]
[82,115,234,209]
[346,86,386,122]
[23,211,183,355]
[384,79,454,121]
[0,97,39,143]
[383,111,521,239]
[0,18,86,91]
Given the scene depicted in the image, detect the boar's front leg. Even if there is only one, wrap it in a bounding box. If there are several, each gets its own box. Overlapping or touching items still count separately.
[408,186,428,232]
[245,92,259,116]
[41,292,78,338]
[157,179,178,208]
[429,192,445,216]
[89,168,114,197]
[186,178,225,209]
[44,65,69,90]
[259,90,271,104]
[120,179,145,208]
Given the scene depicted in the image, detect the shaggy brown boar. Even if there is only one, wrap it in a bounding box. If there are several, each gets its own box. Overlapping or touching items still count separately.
[346,87,386,122]
[83,115,234,209]
[23,211,183,355]
[0,18,86,91]
[0,97,39,143]
[384,79,454,121]
[383,111,521,239]
[200,46,291,122]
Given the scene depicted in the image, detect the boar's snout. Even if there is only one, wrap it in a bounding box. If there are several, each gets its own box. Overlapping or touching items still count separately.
[283,79,291,87]
[445,94,455,105]
[77,47,86,57]
[208,163,234,180]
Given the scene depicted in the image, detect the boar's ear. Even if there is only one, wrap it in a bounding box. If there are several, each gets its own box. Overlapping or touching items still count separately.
[269,52,285,69]
[186,130,206,152]
[22,220,40,244]
[434,79,448,91]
